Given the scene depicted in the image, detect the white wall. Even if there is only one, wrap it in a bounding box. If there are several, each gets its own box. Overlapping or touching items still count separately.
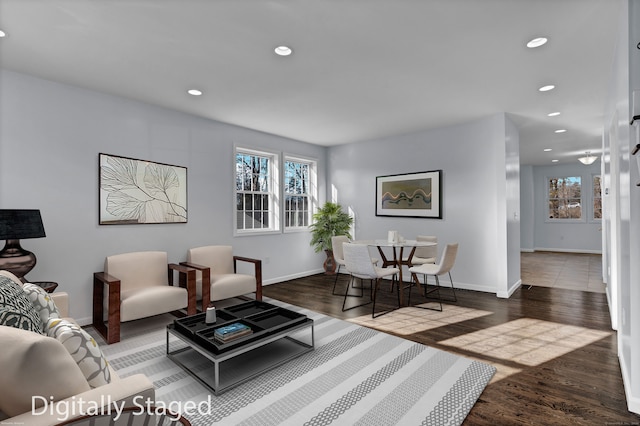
[0,70,328,324]
[531,162,603,253]
[602,0,639,414]
[520,165,535,251]
[505,117,521,294]
[327,113,520,296]
[628,0,640,408]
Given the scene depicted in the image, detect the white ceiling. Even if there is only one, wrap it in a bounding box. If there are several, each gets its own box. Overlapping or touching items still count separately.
[0,0,623,165]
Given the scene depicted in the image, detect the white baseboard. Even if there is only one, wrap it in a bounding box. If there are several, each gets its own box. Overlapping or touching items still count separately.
[263,268,325,285]
[532,247,602,254]
[497,279,522,298]
[619,350,640,415]
[76,316,92,327]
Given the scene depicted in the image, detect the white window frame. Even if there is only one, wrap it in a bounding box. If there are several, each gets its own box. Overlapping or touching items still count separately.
[283,155,317,232]
[546,175,584,223]
[234,147,280,235]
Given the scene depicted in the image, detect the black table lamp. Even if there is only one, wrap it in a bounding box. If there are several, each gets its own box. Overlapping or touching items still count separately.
[0,209,46,282]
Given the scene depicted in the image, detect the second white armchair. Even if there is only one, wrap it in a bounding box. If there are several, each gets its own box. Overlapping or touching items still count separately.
[182,245,262,304]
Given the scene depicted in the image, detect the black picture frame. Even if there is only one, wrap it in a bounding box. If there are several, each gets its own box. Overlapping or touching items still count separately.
[375,170,442,219]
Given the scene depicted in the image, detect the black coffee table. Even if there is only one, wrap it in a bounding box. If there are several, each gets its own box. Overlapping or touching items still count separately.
[166,300,314,395]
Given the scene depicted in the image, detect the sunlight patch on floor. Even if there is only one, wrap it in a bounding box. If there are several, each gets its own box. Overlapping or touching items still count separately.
[348,304,493,335]
[439,318,612,367]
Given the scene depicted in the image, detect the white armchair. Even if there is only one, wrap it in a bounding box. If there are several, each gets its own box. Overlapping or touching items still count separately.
[182,245,262,303]
[93,251,197,344]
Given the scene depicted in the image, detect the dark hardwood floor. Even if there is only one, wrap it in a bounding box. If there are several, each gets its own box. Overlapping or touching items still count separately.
[262,254,640,425]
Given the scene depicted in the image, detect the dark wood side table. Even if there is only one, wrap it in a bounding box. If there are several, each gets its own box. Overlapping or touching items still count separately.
[32,281,58,293]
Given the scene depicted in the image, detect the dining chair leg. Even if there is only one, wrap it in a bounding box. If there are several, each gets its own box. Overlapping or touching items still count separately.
[332,264,343,295]
[408,273,443,312]
[372,277,402,319]
[372,278,383,318]
[342,275,372,312]
[445,272,458,302]
[407,273,419,306]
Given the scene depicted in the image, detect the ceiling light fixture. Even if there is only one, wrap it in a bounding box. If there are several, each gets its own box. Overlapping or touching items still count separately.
[555,129,567,133]
[539,85,555,92]
[552,159,559,163]
[578,151,597,165]
[527,37,548,48]
[544,148,552,152]
[274,46,292,56]
[548,112,561,117]
[187,89,202,96]
[0,30,6,38]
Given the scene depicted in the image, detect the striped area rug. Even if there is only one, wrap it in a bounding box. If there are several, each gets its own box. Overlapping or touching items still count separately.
[90,299,495,426]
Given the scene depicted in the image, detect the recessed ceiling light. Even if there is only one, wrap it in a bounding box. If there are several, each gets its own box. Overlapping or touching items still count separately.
[539,85,555,92]
[187,89,202,96]
[548,112,561,117]
[544,148,552,152]
[552,159,559,163]
[0,30,6,38]
[555,129,567,133]
[527,37,548,48]
[274,46,292,56]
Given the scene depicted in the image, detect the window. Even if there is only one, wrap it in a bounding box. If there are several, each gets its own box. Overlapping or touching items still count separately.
[284,158,316,229]
[235,149,279,233]
[593,175,602,220]
[284,157,316,230]
[548,176,582,219]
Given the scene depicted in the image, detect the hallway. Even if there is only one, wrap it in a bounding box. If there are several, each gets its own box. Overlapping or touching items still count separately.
[521,251,605,293]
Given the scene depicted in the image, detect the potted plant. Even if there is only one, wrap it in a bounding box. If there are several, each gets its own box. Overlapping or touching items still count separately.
[309,202,354,274]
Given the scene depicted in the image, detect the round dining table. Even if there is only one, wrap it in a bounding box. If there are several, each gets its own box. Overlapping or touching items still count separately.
[352,239,437,306]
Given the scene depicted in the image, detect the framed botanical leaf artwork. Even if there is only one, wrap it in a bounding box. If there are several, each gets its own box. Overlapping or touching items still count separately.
[99,153,187,224]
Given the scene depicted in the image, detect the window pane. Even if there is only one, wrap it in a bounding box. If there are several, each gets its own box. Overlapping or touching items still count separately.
[548,176,581,220]
[235,149,277,232]
[284,159,314,229]
[593,175,602,220]
[236,212,244,230]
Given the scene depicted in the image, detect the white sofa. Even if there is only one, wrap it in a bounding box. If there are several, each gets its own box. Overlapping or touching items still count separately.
[0,271,155,426]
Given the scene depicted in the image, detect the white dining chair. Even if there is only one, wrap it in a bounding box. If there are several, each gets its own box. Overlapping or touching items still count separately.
[342,243,400,318]
[332,236,380,295]
[410,235,438,265]
[331,235,350,295]
[408,243,459,311]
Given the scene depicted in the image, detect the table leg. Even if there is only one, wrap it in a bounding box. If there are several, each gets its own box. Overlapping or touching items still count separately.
[397,246,404,305]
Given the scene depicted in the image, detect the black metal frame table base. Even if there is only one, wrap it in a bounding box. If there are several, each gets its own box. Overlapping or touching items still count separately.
[166,313,314,395]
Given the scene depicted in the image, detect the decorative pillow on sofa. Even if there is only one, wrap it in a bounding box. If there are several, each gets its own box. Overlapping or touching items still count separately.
[22,282,61,327]
[0,275,43,334]
[46,318,111,388]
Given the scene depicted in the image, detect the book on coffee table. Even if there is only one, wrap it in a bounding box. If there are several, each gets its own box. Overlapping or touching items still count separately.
[214,322,253,343]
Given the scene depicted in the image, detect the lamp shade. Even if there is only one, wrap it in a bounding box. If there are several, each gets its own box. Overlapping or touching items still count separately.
[0,209,46,240]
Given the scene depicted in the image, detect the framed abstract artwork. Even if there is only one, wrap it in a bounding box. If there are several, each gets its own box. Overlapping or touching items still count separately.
[375,170,442,218]
[99,153,187,225]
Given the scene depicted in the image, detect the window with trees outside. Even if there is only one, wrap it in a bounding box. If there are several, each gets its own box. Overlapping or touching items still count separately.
[235,149,279,233]
[593,175,602,220]
[284,157,316,230]
[548,176,582,220]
